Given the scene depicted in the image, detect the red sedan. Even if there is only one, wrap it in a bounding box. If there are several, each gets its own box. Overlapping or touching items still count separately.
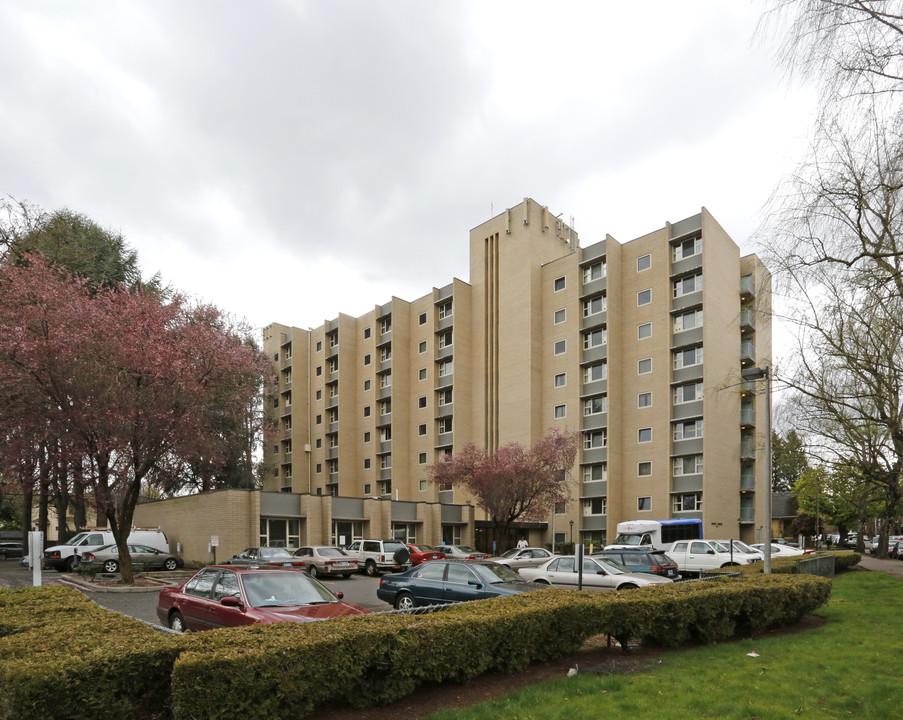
[156,566,368,632]
[406,544,446,566]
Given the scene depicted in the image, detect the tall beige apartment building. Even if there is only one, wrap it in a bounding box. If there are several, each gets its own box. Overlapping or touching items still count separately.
[263,198,771,550]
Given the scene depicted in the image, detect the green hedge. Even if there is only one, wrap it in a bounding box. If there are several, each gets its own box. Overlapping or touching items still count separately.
[0,573,832,720]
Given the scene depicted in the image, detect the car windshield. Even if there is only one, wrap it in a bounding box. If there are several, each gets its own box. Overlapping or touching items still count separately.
[472,563,521,584]
[318,548,348,557]
[499,548,521,558]
[455,545,477,553]
[259,548,293,559]
[239,571,339,608]
[650,553,673,565]
[714,540,757,554]
[611,534,645,546]
[415,545,437,552]
[709,541,730,553]
[63,532,91,547]
[591,557,628,575]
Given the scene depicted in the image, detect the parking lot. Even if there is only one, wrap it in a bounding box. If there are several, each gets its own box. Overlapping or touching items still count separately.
[0,559,391,625]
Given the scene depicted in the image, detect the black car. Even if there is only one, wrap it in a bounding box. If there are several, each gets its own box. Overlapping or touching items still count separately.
[376,559,547,609]
[0,542,24,559]
[592,548,681,580]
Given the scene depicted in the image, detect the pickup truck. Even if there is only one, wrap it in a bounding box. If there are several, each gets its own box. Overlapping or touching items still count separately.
[666,539,755,575]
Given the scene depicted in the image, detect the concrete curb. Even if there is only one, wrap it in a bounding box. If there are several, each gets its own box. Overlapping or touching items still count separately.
[60,571,189,593]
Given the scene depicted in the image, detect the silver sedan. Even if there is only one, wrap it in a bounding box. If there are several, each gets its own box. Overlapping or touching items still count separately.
[485,547,556,570]
[519,555,672,590]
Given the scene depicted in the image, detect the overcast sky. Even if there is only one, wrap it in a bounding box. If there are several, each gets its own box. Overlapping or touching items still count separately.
[1,1,813,338]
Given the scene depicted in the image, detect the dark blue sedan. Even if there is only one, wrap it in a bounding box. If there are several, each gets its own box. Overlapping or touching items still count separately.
[376,558,547,609]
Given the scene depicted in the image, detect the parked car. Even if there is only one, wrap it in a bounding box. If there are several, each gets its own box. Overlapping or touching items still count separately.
[343,539,411,576]
[290,546,356,578]
[667,540,756,575]
[0,542,24,559]
[438,544,489,561]
[43,527,169,572]
[773,538,800,549]
[156,566,369,632]
[405,544,445,566]
[891,539,903,560]
[485,547,556,570]
[591,548,681,580]
[711,539,764,563]
[749,543,807,557]
[226,547,306,567]
[77,544,183,573]
[376,559,547,609]
[520,555,672,590]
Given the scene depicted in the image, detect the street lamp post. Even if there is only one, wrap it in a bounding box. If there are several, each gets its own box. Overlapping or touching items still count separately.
[569,520,574,545]
[742,366,772,573]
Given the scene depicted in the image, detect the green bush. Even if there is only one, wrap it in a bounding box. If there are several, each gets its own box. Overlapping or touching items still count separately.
[0,573,833,720]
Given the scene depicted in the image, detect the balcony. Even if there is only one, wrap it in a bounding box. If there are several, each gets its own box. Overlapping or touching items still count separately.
[740,404,756,427]
[740,274,756,301]
[741,436,757,461]
[740,339,755,366]
[740,307,756,332]
[739,507,755,523]
[740,472,755,492]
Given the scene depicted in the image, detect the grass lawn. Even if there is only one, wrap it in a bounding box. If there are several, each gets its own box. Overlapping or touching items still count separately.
[424,571,903,720]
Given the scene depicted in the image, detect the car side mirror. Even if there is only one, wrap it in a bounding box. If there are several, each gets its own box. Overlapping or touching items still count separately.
[333,591,344,600]
[221,596,243,608]
[468,581,483,589]
[707,549,715,555]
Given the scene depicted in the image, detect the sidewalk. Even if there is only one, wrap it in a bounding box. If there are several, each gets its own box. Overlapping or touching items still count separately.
[856,553,903,579]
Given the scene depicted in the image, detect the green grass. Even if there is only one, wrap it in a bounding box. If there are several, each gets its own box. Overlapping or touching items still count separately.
[425,571,903,720]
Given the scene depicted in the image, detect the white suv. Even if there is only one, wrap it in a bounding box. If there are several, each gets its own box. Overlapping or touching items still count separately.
[667,539,754,575]
[344,539,409,576]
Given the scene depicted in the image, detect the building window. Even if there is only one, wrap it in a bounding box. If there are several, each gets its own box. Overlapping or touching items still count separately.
[673,455,703,476]
[316,366,322,376]
[379,400,391,415]
[584,396,607,415]
[582,498,607,516]
[583,328,606,349]
[418,396,427,409]
[419,367,427,380]
[637,496,652,511]
[364,327,371,339]
[638,427,652,443]
[638,392,652,408]
[583,295,605,317]
[379,316,392,335]
[583,463,607,482]
[554,404,567,419]
[380,454,392,469]
[438,300,453,319]
[416,340,425,354]
[418,312,427,325]
[314,341,321,353]
[638,461,652,477]
[419,452,427,464]
[363,379,371,391]
[554,340,567,355]
[363,483,371,495]
[438,417,453,434]
[674,308,703,332]
[637,289,652,306]
[638,358,652,374]
[328,332,338,349]
[673,492,702,512]
[550,308,566,325]
[315,389,322,400]
[379,345,391,362]
[315,463,322,474]
[364,431,371,443]
[315,438,322,449]
[674,382,703,404]
[584,362,607,383]
[674,346,704,369]
[315,414,322,425]
[554,276,566,292]
[554,501,566,515]
[363,406,371,417]
[380,372,391,388]
[379,426,392,442]
[673,235,701,261]
[673,273,703,298]
[637,254,651,272]
[674,419,703,440]
[419,479,427,491]
[582,262,605,283]
[554,372,567,388]
[419,424,427,436]
[638,322,652,340]
[438,359,453,377]
[364,458,371,469]
[438,330,453,349]
[584,430,607,449]
[438,388,452,406]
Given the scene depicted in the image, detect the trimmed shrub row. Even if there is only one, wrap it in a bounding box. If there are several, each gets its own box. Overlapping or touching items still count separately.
[0,573,832,720]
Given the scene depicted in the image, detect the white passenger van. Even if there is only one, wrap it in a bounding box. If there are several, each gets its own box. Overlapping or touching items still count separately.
[43,527,169,571]
[605,519,703,552]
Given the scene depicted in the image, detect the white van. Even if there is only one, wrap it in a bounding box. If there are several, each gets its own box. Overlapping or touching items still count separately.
[43,527,169,571]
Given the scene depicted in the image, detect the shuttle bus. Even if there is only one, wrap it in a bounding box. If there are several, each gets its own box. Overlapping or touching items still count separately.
[606,519,703,552]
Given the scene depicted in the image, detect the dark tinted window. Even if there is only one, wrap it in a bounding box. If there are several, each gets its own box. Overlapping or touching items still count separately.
[185,569,218,598]
[416,562,446,581]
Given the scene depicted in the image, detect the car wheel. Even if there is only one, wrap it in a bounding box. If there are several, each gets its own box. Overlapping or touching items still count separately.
[618,583,638,590]
[342,573,353,579]
[395,592,416,610]
[720,562,739,568]
[163,558,178,571]
[169,611,186,633]
[64,556,78,572]
[308,565,319,578]
[102,559,119,573]
[534,579,551,585]
[365,560,379,577]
